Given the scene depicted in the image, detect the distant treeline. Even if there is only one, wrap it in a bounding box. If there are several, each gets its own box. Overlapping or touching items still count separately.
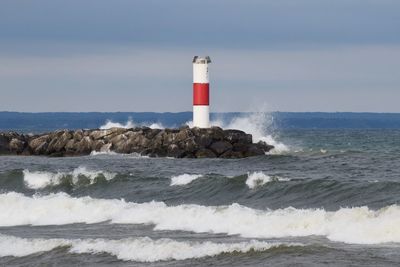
[1,111,400,133]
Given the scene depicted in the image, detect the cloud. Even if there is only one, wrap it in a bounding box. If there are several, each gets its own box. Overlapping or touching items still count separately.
[0,44,399,112]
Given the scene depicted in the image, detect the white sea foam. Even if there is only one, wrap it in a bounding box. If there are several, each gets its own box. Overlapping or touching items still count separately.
[90,150,117,156]
[0,234,297,261]
[1,192,400,244]
[23,166,116,189]
[246,172,290,189]
[0,234,67,258]
[100,118,164,130]
[186,112,289,154]
[170,174,203,186]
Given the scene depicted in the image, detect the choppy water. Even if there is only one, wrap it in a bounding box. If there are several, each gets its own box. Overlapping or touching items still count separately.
[1,128,400,266]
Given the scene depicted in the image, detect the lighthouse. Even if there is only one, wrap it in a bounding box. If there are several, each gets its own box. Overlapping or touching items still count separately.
[193,56,211,128]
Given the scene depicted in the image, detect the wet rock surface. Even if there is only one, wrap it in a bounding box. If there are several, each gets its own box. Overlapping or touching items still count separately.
[0,126,274,158]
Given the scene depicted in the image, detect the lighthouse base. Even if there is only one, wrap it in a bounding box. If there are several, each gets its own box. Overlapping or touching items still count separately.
[193,105,210,128]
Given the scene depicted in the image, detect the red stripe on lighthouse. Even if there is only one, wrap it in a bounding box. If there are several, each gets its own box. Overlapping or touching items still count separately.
[193,83,209,105]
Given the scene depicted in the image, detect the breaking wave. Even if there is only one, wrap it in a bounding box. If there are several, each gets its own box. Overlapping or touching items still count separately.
[23,167,116,189]
[246,172,290,189]
[187,112,289,154]
[100,118,164,130]
[170,174,203,186]
[0,234,299,262]
[1,192,400,244]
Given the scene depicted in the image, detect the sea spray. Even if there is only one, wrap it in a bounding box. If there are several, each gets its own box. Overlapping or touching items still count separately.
[100,118,164,130]
[187,111,289,154]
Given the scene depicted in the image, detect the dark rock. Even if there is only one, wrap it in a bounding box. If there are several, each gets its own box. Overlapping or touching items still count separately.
[167,144,185,158]
[180,137,199,153]
[175,128,193,142]
[209,141,233,155]
[244,144,266,157]
[223,129,252,144]
[232,142,250,152]
[35,142,49,155]
[220,150,244,159]
[144,129,162,139]
[255,141,275,153]
[195,148,217,158]
[0,134,10,154]
[194,134,213,148]
[192,126,224,142]
[9,138,25,154]
[0,126,274,158]
[141,147,167,157]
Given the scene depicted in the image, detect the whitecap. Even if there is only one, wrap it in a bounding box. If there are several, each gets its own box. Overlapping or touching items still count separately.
[23,166,116,189]
[0,234,299,262]
[170,174,203,186]
[1,192,400,244]
[246,172,290,189]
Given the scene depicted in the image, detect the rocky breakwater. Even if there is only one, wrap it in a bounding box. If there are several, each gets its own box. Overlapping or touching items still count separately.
[0,126,274,158]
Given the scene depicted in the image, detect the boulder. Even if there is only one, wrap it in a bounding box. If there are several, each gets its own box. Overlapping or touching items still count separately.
[75,136,93,154]
[209,141,233,155]
[194,134,213,148]
[167,144,185,158]
[92,140,106,151]
[29,135,50,155]
[179,137,199,153]
[223,129,252,144]
[9,138,25,154]
[90,130,109,140]
[232,142,251,152]
[0,126,274,158]
[244,144,266,157]
[220,150,244,159]
[0,134,10,154]
[195,148,217,158]
[47,131,72,153]
[73,130,84,141]
[175,127,193,142]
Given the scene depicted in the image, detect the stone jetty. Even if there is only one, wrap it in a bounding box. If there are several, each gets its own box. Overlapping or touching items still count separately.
[0,126,274,158]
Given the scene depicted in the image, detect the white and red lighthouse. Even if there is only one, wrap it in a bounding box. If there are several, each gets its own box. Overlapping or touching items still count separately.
[192,56,211,128]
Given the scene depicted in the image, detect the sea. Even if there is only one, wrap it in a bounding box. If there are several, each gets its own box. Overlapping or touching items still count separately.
[1,111,400,266]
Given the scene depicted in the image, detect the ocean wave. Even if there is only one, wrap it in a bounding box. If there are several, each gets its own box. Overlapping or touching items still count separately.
[186,112,290,154]
[89,150,117,156]
[170,174,203,186]
[0,234,298,262]
[23,166,116,189]
[100,118,164,130]
[1,192,400,244]
[246,172,290,189]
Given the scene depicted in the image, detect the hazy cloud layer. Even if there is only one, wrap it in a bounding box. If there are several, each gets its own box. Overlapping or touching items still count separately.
[0,0,399,112]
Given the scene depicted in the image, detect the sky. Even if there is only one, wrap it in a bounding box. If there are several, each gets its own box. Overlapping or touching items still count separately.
[0,0,399,112]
